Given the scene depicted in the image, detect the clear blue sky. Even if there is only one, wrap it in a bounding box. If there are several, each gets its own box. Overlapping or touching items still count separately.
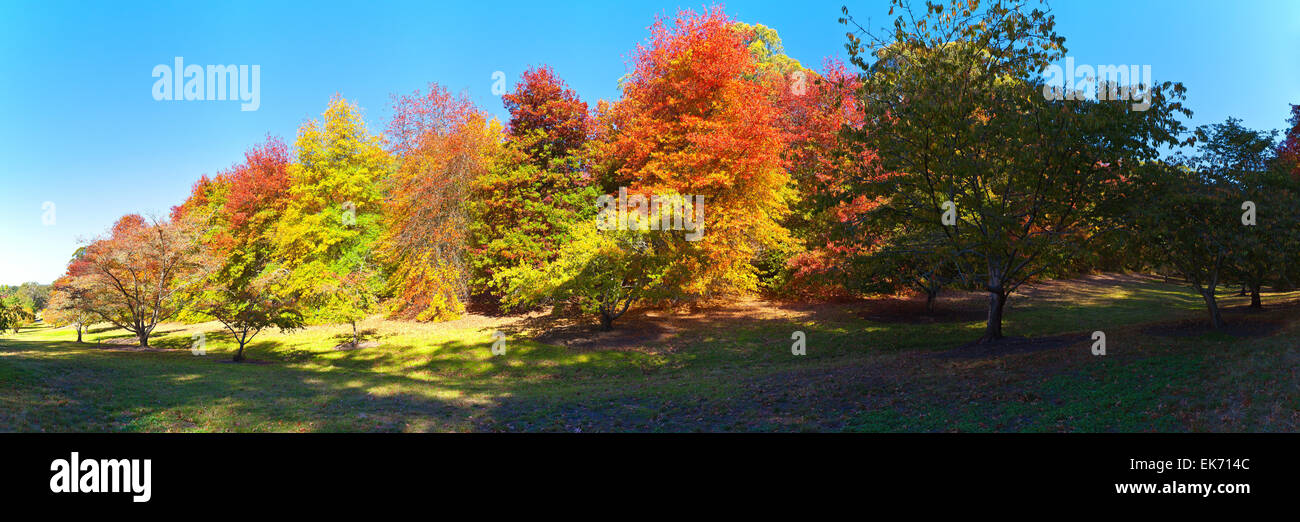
[2,0,1297,285]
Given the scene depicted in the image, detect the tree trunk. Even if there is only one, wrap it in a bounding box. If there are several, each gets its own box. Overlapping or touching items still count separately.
[1201,290,1225,329]
[76,324,82,343]
[1249,283,1262,309]
[599,312,614,331]
[137,332,149,348]
[925,290,937,314]
[352,321,359,346]
[233,341,246,363]
[979,291,1007,343]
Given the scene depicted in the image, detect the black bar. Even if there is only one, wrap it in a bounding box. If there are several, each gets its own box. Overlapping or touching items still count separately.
[1,433,1291,509]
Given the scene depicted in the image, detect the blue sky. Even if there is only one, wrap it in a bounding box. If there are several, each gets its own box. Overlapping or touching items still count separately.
[1,0,1297,285]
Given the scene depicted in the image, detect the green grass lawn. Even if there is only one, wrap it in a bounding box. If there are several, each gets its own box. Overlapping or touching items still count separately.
[2,274,1296,432]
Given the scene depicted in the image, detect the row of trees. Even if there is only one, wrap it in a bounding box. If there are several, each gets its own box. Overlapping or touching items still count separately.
[43,7,847,358]
[818,0,1300,338]
[38,1,1300,358]
[0,283,48,333]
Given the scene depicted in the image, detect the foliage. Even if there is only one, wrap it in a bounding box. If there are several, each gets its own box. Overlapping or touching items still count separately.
[840,0,1190,341]
[1125,163,1240,328]
[470,67,599,307]
[72,214,208,346]
[1275,104,1300,179]
[45,274,96,342]
[273,96,391,327]
[381,85,502,320]
[1192,118,1293,310]
[185,138,306,361]
[605,6,793,299]
[0,282,51,315]
[497,222,669,330]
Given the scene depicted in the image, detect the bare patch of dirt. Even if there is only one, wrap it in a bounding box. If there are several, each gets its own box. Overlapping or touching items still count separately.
[1015,273,1166,300]
[333,340,382,351]
[534,320,676,352]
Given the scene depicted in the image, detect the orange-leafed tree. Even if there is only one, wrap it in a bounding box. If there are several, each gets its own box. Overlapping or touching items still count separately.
[606,6,793,298]
[75,214,208,347]
[381,84,503,320]
[47,256,98,343]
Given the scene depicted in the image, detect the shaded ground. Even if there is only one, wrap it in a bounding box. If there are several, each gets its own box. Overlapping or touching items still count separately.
[2,273,1297,432]
[932,333,1090,359]
[855,297,987,323]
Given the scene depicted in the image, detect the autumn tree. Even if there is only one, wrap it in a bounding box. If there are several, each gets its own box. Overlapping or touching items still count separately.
[170,173,231,234]
[47,272,97,343]
[604,6,793,299]
[75,214,207,347]
[221,136,294,244]
[470,66,600,307]
[188,138,305,361]
[841,0,1190,342]
[274,96,390,334]
[381,85,502,320]
[498,222,669,330]
[767,57,883,297]
[501,65,591,162]
[1275,104,1300,179]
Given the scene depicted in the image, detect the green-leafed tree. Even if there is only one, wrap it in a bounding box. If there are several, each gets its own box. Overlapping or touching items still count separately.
[1126,162,1241,328]
[1192,118,1294,309]
[497,222,670,330]
[839,0,1190,342]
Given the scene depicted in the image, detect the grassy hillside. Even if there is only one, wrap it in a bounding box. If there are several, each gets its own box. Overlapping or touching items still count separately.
[2,274,1296,432]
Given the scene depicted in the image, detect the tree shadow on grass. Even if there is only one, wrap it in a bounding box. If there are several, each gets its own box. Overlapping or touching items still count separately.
[0,337,485,432]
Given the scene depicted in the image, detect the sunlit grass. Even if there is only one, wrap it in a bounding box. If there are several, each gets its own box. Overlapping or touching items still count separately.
[2,274,1297,432]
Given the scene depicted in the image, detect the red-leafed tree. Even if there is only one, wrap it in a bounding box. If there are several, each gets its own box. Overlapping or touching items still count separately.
[763,58,885,297]
[502,65,592,165]
[1276,104,1300,179]
[182,137,304,361]
[222,136,292,239]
